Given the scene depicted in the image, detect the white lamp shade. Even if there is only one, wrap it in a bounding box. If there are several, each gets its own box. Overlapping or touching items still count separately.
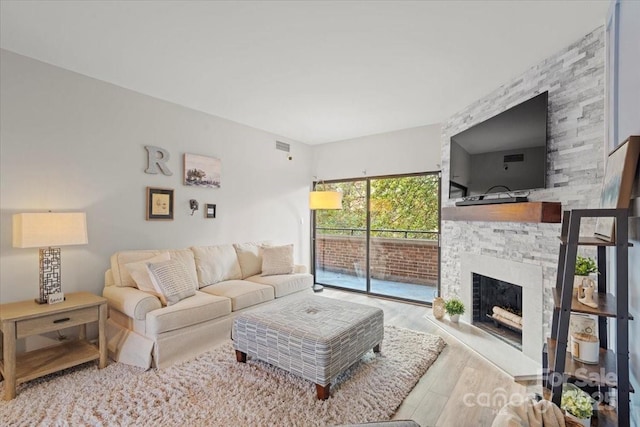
[13,212,88,248]
[309,191,342,210]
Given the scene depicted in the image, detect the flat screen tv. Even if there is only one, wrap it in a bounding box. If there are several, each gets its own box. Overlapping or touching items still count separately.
[449,91,548,199]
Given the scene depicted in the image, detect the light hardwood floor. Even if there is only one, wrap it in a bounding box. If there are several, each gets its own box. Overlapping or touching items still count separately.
[321,288,530,427]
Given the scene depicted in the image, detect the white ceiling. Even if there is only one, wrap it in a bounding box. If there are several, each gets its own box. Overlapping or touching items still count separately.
[0,1,609,145]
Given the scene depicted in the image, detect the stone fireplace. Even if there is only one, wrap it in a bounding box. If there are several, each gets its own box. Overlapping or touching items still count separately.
[460,253,543,362]
[436,27,604,376]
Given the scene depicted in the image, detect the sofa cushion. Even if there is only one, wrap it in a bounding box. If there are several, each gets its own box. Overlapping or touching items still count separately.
[147,259,197,306]
[200,280,274,311]
[246,273,313,298]
[261,244,294,276]
[125,252,171,294]
[145,291,232,335]
[111,249,198,289]
[192,245,242,287]
[233,242,264,279]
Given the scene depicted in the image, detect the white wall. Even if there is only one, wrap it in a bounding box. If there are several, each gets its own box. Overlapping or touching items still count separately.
[610,0,640,422]
[0,50,313,304]
[311,124,441,180]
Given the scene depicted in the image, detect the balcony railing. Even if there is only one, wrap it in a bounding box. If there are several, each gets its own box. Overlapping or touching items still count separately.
[316,227,439,240]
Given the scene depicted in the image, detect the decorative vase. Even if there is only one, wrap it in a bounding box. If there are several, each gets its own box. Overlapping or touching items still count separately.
[433,297,445,320]
[573,275,588,297]
[565,412,591,427]
[570,333,599,364]
[450,314,460,323]
[562,384,593,427]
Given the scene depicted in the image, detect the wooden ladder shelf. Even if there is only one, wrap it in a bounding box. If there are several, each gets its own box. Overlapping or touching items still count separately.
[544,208,632,427]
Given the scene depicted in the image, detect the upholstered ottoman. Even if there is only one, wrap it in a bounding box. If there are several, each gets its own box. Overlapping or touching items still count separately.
[232,296,384,400]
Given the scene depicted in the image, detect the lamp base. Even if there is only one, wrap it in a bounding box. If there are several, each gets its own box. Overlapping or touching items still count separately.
[312,284,324,293]
[38,247,63,305]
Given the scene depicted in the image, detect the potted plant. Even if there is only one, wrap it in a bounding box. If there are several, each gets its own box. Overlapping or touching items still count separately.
[444,297,465,323]
[574,255,598,296]
[561,384,593,426]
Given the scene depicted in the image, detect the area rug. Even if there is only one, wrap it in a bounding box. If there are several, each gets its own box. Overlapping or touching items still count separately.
[0,325,445,426]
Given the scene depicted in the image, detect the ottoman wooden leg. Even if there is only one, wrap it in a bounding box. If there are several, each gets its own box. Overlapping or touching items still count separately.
[316,383,330,400]
[373,343,381,353]
[235,350,247,363]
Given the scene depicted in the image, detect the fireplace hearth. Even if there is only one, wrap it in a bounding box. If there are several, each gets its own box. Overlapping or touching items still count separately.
[472,273,523,350]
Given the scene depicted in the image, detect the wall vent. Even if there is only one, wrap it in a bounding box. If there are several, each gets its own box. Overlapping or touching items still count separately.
[504,154,524,162]
[276,141,290,152]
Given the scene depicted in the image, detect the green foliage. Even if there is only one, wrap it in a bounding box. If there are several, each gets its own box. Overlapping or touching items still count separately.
[444,298,465,316]
[315,175,439,239]
[561,385,593,419]
[575,255,598,276]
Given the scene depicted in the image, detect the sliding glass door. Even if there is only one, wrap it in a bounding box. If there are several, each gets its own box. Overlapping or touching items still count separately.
[313,173,440,303]
[314,180,367,292]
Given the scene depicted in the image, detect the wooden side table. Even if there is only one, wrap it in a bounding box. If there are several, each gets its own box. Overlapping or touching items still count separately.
[0,291,107,400]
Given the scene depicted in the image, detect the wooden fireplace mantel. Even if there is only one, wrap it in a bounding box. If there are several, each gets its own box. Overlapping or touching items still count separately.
[442,202,561,223]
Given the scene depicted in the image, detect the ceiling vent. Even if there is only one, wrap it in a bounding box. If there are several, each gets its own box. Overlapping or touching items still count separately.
[276,141,290,152]
[504,154,524,162]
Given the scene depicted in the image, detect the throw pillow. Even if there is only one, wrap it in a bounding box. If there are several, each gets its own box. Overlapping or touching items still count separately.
[234,241,272,278]
[191,245,242,287]
[261,244,294,276]
[147,259,197,306]
[124,252,171,293]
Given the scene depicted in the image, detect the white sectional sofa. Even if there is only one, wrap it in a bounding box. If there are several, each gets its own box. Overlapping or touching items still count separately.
[102,242,313,369]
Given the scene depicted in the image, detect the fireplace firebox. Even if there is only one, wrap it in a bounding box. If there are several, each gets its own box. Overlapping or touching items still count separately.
[472,273,523,350]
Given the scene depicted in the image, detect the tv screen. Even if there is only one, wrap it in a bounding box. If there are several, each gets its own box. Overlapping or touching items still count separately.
[449,91,548,199]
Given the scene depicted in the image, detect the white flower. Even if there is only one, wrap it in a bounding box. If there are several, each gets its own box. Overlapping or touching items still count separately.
[561,387,593,419]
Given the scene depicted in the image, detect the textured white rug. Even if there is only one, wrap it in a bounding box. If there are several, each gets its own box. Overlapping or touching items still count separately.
[1,325,445,426]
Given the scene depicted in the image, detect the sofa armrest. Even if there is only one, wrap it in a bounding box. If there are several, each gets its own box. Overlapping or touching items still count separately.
[103,286,162,320]
[293,264,307,274]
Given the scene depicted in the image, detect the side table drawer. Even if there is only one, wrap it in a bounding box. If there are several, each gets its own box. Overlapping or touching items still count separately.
[16,307,99,338]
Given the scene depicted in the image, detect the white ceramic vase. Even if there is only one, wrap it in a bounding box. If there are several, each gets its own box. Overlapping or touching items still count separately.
[570,334,599,364]
[450,314,460,323]
[566,412,591,427]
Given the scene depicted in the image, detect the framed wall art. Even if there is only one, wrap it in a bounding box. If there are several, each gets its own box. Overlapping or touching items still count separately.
[205,203,216,218]
[146,187,174,221]
[184,153,221,188]
[594,136,640,241]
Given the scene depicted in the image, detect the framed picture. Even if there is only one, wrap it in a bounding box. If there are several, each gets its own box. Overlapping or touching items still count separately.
[205,203,216,218]
[184,153,221,188]
[146,187,174,220]
[594,136,640,241]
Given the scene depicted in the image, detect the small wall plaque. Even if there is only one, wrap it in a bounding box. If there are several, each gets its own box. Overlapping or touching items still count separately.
[205,204,216,218]
[47,292,65,304]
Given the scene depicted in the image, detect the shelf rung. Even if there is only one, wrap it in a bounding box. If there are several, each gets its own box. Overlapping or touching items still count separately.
[546,338,634,391]
[552,288,634,319]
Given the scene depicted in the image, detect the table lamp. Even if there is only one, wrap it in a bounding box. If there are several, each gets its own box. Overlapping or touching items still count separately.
[13,212,88,304]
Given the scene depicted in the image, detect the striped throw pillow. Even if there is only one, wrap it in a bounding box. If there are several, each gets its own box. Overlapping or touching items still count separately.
[147,259,196,306]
